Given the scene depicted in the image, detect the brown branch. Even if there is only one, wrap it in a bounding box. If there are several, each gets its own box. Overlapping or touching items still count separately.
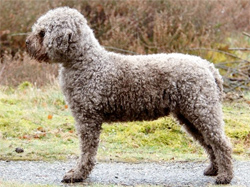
[104,46,137,55]
[0,63,6,82]
[228,78,249,82]
[10,33,30,36]
[243,32,250,38]
[228,48,250,51]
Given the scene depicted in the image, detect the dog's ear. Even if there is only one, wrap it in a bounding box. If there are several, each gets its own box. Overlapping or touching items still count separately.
[54,28,73,53]
[46,27,77,59]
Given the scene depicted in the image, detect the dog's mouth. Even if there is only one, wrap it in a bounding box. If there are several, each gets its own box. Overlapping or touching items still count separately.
[26,48,50,63]
[26,42,50,63]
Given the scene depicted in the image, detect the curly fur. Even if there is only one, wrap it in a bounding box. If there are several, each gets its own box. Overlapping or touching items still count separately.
[26,7,233,184]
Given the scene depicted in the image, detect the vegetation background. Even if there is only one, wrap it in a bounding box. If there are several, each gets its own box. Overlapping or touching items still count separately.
[0,0,250,163]
[1,0,250,90]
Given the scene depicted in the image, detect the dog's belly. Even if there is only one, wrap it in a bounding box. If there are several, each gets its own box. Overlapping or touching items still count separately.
[102,95,171,122]
[103,108,170,122]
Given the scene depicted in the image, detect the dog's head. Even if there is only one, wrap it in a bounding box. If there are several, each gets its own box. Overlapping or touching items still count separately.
[26,7,88,63]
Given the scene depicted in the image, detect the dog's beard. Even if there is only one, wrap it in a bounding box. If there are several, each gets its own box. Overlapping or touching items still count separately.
[26,43,50,63]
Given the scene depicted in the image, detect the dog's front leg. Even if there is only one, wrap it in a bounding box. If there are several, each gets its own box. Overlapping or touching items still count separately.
[62,120,102,183]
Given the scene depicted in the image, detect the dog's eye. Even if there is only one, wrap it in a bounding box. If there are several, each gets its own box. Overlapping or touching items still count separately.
[39,30,45,38]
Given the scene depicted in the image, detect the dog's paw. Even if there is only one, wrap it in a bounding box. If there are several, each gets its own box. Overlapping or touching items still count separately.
[215,174,233,184]
[61,169,85,183]
[204,164,218,176]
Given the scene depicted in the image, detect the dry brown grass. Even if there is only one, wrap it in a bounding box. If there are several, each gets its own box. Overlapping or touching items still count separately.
[0,0,249,87]
[0,53,58,87]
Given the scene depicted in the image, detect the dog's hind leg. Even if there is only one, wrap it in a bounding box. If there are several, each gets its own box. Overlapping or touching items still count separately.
[177,101,233,184]
[175,113,218,176]
[200,116,233,184]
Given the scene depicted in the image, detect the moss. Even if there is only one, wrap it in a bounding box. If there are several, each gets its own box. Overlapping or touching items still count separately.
[18,81,33,90]
[101,117,197,155]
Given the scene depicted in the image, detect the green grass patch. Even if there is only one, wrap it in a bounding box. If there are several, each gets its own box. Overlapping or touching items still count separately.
[0,83,250,162]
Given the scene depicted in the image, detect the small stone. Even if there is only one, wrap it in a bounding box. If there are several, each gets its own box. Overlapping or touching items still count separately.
[15,148,24,153]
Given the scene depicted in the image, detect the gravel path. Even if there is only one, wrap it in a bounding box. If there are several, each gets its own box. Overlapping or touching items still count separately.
[0,160,250,186]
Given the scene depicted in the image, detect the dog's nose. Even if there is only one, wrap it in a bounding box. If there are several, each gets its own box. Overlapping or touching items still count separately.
[26,39,30,45]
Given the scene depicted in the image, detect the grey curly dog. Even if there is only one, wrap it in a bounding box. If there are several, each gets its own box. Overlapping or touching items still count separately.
[26,7,233,184]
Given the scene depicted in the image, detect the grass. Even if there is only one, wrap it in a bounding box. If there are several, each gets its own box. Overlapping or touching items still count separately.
[0,82,250,162]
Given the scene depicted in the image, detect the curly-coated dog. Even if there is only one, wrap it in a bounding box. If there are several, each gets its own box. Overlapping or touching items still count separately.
[26,7,233,184]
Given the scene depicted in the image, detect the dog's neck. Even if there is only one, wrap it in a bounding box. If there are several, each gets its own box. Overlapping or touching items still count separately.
[62,41,107,70]
[61,26,107,69]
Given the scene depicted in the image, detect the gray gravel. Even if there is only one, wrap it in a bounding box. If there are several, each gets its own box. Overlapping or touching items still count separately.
[0,160,250,186]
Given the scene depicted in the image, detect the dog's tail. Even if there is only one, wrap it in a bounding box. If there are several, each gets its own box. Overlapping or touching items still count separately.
[208,63,224,101]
